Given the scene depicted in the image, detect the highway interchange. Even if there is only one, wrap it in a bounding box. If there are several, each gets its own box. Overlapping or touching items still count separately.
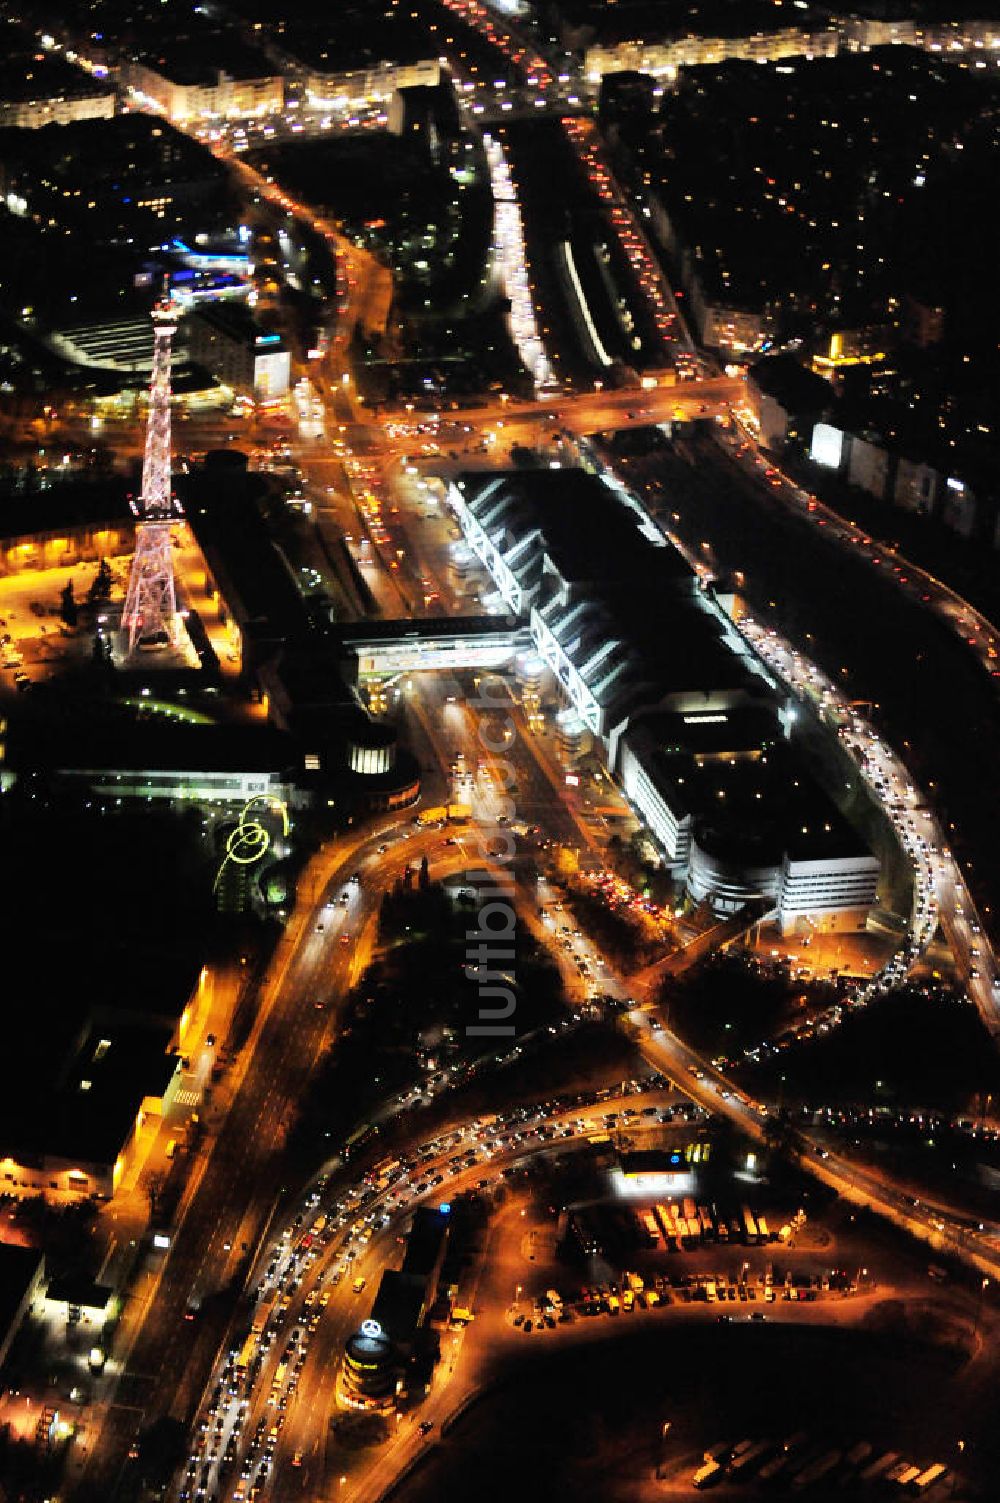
[153,795,1000,1503]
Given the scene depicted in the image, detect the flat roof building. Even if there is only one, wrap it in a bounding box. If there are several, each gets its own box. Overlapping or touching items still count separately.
[0,113,234,249]
[620,707,878,929]
[0,1245,45,1371]
[260,4,442,110]
[0,30,116,129]
[186,305,290,400]
[0,1017,181,1201]
[748,355,833,452]
[43,1276,114,1328]
[0,479,134,578]
[2,715,301,808]
[401,1206,450,1300]
[447,467,879,930]
[448,468,763,740]
[124,37,283,125]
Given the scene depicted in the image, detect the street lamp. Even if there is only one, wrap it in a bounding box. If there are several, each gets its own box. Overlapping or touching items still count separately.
[656,1420,672,1478]
[975,1277,989,1336]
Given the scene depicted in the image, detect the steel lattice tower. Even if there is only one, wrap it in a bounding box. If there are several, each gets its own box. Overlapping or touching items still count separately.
[122,297,180,654]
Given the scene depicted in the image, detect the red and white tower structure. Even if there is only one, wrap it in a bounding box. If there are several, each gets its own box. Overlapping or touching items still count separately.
[122,296,180,654]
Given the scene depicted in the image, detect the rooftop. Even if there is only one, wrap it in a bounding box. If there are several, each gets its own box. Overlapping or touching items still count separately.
[749,354,833,416]
[5,714,299,779]
[233,0,464,74]
[454,467,693,595]
[181,474,310,642]
[45,1275,114,1311]
[41,1017,181,1168]
[339,614,523,645]
[619,1148,690,1176]
[188,303,283,348]
[455,468,760,717]
[0,479,133,543]
[644,48,1000,326]
[636,705,781,757]
[632,712,870,866]
[131,34,279,87]
[0,35,116,104]
[369,1270,427,1345]
[0,112,229,194]
[0,1245,44,1345]
[558,0,830,47]
[400,1207,450,1279]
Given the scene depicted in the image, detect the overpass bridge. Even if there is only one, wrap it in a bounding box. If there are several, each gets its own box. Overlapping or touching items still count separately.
[371,376,742,453]
[339,614,529,678]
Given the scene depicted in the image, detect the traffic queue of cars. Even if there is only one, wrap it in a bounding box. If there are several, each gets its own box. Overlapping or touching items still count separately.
[175,1080,679,1501]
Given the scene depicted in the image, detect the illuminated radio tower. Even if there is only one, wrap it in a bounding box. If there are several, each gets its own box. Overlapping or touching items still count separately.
[122,296,180,654]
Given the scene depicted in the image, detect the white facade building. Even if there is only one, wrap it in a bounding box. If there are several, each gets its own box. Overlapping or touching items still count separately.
[126,59,283,124]
[305,58,440,113]
[0,86,115,129]
[447,469,880,931]
[584,17,1000,83]
[777,852,881,932]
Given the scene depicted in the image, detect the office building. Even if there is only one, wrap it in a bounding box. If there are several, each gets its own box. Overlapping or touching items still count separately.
[0,1017,182,1200]
[747,355,833,453]
[339,1319,397,1409]
[186,305,290,399]
[337,1207,450,1409]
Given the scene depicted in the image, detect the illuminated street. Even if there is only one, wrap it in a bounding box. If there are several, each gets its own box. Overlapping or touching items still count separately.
[1,7,1000,1503]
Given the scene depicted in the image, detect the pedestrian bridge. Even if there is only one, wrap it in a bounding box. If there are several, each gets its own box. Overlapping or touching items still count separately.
[340,615,529,677]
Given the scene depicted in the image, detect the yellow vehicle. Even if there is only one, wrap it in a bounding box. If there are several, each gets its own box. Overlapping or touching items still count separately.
[416,806,448,828]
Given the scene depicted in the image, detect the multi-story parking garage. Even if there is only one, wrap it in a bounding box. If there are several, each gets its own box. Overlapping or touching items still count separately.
[446,467,879,931]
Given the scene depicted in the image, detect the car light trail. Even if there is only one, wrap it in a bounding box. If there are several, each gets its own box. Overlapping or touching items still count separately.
[484,133,557,394]
[561,240,612,367]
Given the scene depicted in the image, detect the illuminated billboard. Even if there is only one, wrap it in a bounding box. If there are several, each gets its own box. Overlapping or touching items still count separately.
[254,348,291,398]
[810,422,844,469]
